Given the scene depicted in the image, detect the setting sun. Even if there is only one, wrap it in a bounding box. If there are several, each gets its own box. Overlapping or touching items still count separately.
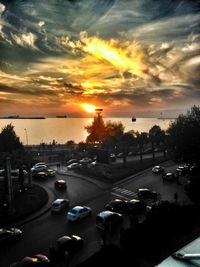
[81,103,96,113]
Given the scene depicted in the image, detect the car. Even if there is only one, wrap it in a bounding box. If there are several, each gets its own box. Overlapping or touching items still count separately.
[105,199,127,213]
[67,206,92,221]
[152,165,165,174]
[34,162,46,167]
[137,188,158,200]
[32,171,48,180]
[49,235,83,261]
[0,169,28,181]
[110,154,116,162]
[46,168,56,177]
[96,211,123,231]
[31,165,47,174]
[66,159,78,166]
[10,254,50,267]
[79,158,92,164]
[126,199,146,215]
[55,179,67,190]
[176,166,188,176]
[116,153,123,158]
[0,228,22,244]
[162,172,176,182]
[52,199,70,212]
[67,163,81,170]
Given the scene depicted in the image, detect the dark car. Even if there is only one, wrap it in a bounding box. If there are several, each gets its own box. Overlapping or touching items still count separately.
[10,254,50,267]
[49,235,83,262]
[176,166,188,176]
[137,188,158,201]
[162,172,176,182]
[46,169,56,177]
[32,171,48,180]
[105,199,127,213]
[55,179,67,190]
[0,228,22,244]
[96,211,123,231]
[126,199,146,215]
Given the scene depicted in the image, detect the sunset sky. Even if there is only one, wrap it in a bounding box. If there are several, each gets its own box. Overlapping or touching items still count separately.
[0,0,199,117]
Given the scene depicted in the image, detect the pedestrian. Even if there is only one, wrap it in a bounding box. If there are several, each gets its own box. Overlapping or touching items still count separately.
[174,192,179,203]
[101,231,106,249]
[18,166,25,192]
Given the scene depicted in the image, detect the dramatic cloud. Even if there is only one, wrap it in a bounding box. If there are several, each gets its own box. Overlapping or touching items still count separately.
[0,0,199,116]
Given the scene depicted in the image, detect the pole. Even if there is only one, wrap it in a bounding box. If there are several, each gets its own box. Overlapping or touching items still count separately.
[24,128,28,145]
[5,157,14,213]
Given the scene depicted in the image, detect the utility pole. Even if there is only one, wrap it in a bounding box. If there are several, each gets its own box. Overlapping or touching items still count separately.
[4,157,14,213]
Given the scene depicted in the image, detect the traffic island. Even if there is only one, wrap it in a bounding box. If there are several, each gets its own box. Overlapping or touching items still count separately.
[0,183,48,227]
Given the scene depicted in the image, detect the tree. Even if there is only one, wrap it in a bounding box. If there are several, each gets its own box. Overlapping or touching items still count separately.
[85,114,125,145]
[0,124,23,153]
[66,140,76,151]
[85,113,106,143]
[167,105,200,162]
[149,125,163,160]
[136,132,148,162]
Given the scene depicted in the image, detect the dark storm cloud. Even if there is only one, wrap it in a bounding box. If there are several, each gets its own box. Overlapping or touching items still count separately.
[64,82,84,95]
[0,83,58,96]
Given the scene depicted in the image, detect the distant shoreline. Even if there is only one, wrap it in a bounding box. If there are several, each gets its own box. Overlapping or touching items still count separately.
[0,116,46,119]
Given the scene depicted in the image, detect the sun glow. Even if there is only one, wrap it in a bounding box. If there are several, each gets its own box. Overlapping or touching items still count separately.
[81,103,96,113]
[81,81,92,88]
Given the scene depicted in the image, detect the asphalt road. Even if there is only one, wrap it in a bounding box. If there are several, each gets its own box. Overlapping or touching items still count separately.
[0,161,192,267]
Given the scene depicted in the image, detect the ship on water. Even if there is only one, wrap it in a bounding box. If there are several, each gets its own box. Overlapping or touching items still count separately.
[132,116,136,122]
[56,115,67,118]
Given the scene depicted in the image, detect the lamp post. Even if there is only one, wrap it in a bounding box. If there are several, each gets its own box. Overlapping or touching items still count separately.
[24,128,28,146]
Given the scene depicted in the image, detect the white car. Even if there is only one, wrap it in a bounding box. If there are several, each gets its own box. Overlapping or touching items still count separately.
[67,163,81,170]
[31,165,47,173]
[52,199,70,212]
[152,165,165,174]
[67,206,92,221]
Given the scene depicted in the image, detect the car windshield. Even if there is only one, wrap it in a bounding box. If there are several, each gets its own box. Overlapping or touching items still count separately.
[70,209,78,214]
[96,216,104,223]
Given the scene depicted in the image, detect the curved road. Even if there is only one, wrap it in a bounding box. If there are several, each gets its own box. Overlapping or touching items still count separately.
[0,161,192,267]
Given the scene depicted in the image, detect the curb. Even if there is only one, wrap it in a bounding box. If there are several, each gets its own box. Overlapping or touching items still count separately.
[6,184,56,227]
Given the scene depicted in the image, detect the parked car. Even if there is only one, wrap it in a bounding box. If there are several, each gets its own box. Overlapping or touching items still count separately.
[79,158,92,164]
[116,153,123,158]
[137,188,158,200]
[67,206,92,222]
[55,179,67,190]
[66,159,78,166]
[105,199,127,213]
[10,254,50,267]
[67,163,81,170]
[49,235,83,261]
[52,199,70,212]
[126,199,146,215]
[162,172,176,182]
[96,211,123,231]
[110,154,116,162]
[152,165,165,174]
[0,228,22,244]
[176,166,188,176]
[0,169,27,181]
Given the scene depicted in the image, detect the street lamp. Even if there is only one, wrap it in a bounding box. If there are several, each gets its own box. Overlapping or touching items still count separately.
[24,128,28,145]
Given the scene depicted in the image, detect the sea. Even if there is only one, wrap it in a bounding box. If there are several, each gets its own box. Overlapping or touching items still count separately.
[0,117,175,145]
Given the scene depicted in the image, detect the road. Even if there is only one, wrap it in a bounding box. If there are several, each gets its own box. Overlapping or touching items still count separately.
[0,161,192,267]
